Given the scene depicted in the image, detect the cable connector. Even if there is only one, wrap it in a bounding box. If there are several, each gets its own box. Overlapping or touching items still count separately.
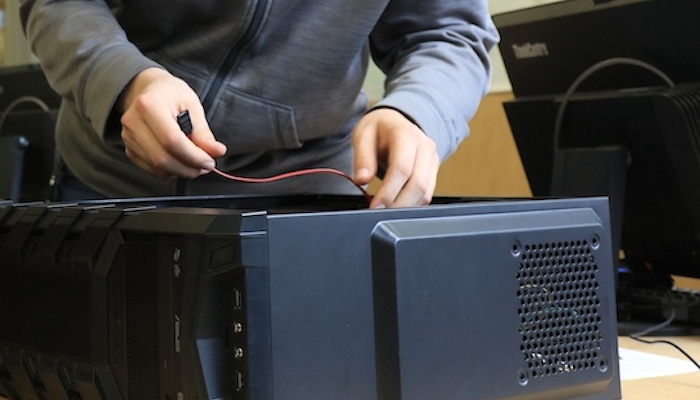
[177,110,193,135]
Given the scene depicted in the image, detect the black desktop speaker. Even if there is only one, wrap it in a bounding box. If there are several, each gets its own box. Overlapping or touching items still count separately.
[0,195,621,400]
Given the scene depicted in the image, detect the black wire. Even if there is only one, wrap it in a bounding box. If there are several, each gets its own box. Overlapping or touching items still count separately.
[627,289,700,370]
[0,95,51,135]
[629,336,700,370]
[552,57,675,153]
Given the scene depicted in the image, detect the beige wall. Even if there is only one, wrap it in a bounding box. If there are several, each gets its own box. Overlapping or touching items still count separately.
[434,91,530,197]
[0,0,5,66]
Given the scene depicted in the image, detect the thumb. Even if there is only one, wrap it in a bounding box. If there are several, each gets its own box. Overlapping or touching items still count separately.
[182,108,227,158]
[193,133,227,159]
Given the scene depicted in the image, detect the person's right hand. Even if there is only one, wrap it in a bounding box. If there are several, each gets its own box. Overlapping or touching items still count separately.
[119,67,227,180]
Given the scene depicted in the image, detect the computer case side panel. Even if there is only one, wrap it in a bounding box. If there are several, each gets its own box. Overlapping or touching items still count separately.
[371,207,620,400]
[259,198,619,400]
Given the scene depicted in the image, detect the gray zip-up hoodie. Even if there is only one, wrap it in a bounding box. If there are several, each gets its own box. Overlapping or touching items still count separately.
[20,0,499,197]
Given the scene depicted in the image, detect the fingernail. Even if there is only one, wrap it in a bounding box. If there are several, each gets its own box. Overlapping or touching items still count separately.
[202,161,215,171]
[356,167,370,179]
[372,203,386,209]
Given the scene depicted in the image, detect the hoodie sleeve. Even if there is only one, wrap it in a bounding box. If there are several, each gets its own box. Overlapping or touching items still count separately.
[19,0,161,141]
[369,0,499,161]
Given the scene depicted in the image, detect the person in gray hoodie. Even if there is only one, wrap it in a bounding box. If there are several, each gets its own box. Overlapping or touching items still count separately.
[20,0,499,208]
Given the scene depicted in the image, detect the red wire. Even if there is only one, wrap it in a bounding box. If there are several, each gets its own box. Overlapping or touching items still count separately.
[174,111,371,202]
[210,167,373,203]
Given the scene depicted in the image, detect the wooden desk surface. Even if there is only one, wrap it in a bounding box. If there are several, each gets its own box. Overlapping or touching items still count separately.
[1,336,698,400]
[619,335,700,399]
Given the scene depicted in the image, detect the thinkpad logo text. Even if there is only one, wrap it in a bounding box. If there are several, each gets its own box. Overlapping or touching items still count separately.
[512,42,550,59]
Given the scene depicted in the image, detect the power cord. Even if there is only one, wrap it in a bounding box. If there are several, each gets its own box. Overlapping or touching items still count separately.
[627,289,700,369]
[552,57,675,153]
[0,95,51,135]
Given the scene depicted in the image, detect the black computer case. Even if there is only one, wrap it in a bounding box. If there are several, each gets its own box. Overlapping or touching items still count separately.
[0,195,621,400]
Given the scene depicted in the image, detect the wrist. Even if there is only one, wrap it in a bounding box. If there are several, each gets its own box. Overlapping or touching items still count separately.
[368,105,422,131]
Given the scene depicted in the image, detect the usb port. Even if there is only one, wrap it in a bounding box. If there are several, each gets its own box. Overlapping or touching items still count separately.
[235,371,245,392]
[233,288,243,310]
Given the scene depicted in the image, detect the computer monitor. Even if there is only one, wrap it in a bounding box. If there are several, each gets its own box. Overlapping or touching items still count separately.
[494,0,700,332]
[494,0,700,98]
[0,65,60,202]
[0,109,58,202]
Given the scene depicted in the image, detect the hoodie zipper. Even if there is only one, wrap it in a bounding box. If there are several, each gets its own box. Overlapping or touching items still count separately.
[201,0,268,111]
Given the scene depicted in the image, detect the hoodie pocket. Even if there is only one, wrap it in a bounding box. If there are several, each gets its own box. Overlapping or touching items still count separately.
[207,87,301,155]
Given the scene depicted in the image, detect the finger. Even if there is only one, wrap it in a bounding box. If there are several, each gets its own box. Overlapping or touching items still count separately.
[185,107,228,158]
[121,118,167,176]
[352,121,380,185]
[125,146,170,180]
[122,110,204,178]
[134,96,216,172]
[123,126,187,179]
[391,141,439,207]
[370,138,416,208]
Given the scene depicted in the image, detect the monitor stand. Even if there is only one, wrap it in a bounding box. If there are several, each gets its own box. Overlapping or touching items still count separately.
[549,148,700,336]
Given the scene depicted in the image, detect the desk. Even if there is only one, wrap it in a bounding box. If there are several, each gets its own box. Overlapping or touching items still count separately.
[1,336,698,400]
[619,335,700,399]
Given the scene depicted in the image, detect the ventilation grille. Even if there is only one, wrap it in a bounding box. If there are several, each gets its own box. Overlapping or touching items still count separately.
[516,238,604,380]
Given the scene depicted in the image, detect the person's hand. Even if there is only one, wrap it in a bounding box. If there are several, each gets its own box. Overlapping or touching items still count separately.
[119,67,227,180]
[352,108,439,208]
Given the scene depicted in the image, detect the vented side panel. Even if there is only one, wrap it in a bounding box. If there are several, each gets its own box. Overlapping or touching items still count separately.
[517,239,606,381]
[373,208,619,400]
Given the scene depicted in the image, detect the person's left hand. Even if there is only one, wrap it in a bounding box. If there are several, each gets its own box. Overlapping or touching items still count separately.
[352,108,440,208]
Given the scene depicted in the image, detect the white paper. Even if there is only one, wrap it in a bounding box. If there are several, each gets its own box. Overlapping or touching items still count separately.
[618,347,699,381]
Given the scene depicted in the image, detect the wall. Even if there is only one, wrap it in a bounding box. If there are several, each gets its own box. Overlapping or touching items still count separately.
[1,0,37,66]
